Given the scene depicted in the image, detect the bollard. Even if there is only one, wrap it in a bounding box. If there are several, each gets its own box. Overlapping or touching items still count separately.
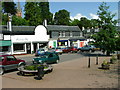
[96,55,98,65]
[88,56,90,68]
[37,65,44,80]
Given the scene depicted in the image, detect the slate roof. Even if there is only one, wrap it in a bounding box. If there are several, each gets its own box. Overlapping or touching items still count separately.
[0,25,35,35]
[46,25,81,32]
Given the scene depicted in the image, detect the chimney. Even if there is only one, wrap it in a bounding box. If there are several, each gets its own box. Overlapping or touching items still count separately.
[43,19,47,27]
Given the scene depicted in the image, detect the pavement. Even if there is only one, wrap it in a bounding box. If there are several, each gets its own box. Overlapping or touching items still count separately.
[1,55,119,88]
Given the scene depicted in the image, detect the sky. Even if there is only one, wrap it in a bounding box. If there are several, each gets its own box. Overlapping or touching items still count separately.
[14,0,119,20]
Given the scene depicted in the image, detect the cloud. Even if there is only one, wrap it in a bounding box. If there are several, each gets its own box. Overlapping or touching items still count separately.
[89,13,99,19]
[70,13,87,20]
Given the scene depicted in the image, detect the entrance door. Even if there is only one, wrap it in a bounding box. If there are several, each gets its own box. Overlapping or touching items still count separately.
[26,43,31,54]
[34,43,37,53]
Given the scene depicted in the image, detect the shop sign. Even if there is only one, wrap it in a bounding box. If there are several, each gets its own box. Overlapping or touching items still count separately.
[16,38,28,41]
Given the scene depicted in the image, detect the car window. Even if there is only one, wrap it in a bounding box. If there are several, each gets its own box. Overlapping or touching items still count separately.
[6,56,17,61]
[0,57,4,62]
[49,54,53,57]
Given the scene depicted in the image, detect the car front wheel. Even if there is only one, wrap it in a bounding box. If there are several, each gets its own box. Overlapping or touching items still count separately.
[17,64,25,71]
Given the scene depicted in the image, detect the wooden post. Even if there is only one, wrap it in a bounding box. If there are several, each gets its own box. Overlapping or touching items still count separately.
[96,55,98,65]
[88,56,90,68]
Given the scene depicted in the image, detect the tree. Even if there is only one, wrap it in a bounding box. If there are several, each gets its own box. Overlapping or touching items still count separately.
[70,19,80,26]
[12,15,28,26]
[54,9,70,25]
[39,2,53,25]
[2,1,17,15]
[24,2,42,26]
[93,2,117,55]
[79,17,91,29]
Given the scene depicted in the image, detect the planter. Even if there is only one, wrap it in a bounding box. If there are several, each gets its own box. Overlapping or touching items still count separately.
[18,64,53,76]
[101,64,110,70]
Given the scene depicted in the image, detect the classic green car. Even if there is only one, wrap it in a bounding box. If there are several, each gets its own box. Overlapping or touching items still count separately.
[32,52,60,64]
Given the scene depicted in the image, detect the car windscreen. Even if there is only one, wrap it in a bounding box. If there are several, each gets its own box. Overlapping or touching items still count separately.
[0,57,4,62]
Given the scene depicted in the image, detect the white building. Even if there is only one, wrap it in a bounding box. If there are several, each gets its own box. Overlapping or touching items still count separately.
[1,25,49,54]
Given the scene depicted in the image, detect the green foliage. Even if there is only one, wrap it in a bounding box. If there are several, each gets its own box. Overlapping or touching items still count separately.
[54,9,70,25]
[24,2,52,26]
[2,13,8,25]
[12,16,28,26]
[2,1,17,15]
[24,64,47,70]
[39,2,53,25]
[70,19,80,26]
[93,2,118,55]
[79,17,91,29]
[102,60,109,65]
[2,14,28,26]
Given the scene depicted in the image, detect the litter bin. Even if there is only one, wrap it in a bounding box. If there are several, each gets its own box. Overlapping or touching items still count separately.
[37,65,44,79]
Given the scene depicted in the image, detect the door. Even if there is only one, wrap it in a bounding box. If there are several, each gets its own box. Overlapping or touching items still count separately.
[26,43,31,54]
[5,56,18,70]
[47,53,56,63]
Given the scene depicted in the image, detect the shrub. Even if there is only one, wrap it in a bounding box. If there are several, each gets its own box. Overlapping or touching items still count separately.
[24,64,48,70]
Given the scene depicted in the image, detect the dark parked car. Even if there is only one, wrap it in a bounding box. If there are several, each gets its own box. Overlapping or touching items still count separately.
[0,54,26,75]
[77,45,96,52]
[33,52,60,64]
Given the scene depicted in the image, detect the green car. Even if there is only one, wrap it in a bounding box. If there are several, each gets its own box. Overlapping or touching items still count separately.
[32,52,60,64]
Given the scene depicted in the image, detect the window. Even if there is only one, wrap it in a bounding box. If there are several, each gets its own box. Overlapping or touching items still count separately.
[51,31,59,38]
[1,46,9,52]
[65,32,70,37]
[49,54,53,57]
[72,32,80,36]
[0,57,4,62]
[6,56,16,61]
[13,44,25,52]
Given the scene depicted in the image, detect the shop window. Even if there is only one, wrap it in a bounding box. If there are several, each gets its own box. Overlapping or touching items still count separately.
[0,46,9,52]
[13,44,25,52]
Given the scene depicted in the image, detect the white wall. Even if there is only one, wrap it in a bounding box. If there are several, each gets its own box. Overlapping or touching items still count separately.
[11,25,49,43]
[6,25,49,54]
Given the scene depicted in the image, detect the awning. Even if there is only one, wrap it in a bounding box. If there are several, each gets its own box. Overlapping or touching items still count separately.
[0,40,12,46]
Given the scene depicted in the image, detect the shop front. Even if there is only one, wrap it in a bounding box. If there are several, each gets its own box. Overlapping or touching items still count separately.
[0,40,12,53]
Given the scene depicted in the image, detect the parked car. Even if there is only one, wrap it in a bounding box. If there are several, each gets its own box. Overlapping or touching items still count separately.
[77,45,96,52]
[62,47,78,53]
[35,48,45,56]
[54,47,63,55]
[62,47,71,53]
[0,54,26,75]
[33,52,60,64]
[69,47,78,53]
[48,47,63,55]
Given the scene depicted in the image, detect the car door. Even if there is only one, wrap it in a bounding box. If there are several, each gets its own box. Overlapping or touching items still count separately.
[47,53,56,63]
[5,56,18,70]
